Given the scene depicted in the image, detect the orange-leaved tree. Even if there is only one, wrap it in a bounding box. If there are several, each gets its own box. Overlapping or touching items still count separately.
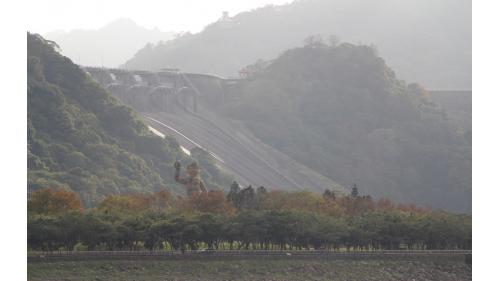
[257,190,323,212]
[28,188,83,215]
[97,191,174,214]
[150,190,174,211]
[177,191,236,215]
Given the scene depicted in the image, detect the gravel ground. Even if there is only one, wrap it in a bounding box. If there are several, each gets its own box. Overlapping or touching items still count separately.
[28,257,471,281]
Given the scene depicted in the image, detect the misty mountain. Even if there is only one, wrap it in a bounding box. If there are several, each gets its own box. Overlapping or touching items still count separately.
[27,33,231,206]
[221,42,471,212]
[124,0,470,89]
[429,90,471,135]
[45,18,175,68]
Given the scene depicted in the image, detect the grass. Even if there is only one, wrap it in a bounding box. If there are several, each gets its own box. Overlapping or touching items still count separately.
[28,256,471,281]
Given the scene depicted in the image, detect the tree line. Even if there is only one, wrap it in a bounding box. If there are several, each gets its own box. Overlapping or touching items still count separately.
[27,185,471,252]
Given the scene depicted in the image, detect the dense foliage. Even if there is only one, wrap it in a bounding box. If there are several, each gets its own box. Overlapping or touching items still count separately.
[27,33,229,206]
[28,187,471,252]
[221,42,471,212]
[27,188,83,215]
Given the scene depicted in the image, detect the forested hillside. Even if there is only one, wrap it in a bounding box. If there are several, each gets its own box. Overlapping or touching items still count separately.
[124,0,471,89]
[429,90,472,136]
[27,33,230,206]
[222,42,471,212]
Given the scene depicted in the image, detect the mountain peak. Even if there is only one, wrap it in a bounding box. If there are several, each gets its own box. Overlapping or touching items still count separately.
[43,19,175,68]
[100,18,140,31]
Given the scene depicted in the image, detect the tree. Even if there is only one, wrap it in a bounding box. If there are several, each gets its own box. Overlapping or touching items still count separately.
[147,219,174,250]
[227,181,241,208]
[255,186,268,209]
[376,198,395,211]
[197,213,225,249]
[115,216,148,250]
[177,191,236,215]
[150,190,173,211]
[328,35,340,47]
[323,189,336,201]
[79,212,117,250]
[258,190,323,213]
[27,215,61,251]
[56,212,84,250]
[257,186,267,195]
[350,184,359,198]
[303,35,326,48]
[97,193,152,214]
[239,186,256,209]
[28,188,83,215]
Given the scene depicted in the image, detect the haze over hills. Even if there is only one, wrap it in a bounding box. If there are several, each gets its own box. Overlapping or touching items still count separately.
[87,39,471,212]
[28,1,471,212]
[429,90,471,135]
[45,18,175,68]
[27,33,231,207]
[123,0,471,89]
[221,42,471,212]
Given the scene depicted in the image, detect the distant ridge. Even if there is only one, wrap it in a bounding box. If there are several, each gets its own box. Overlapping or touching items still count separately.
[219,42,471,212]
[45,18,175,68]
[124,0,470,89]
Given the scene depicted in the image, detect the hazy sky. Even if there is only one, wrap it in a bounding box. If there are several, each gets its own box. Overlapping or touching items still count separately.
[27,0,293,34]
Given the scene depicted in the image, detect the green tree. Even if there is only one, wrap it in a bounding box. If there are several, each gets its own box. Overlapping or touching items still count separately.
[351,184,359,198]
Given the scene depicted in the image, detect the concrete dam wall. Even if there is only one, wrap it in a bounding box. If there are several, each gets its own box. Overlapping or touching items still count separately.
[84,67,346,193]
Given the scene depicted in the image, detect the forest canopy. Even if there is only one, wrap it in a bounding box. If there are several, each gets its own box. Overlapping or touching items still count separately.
[221,41,471,213]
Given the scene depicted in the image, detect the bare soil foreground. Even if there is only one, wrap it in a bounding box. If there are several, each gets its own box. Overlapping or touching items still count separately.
[28,257,471,281]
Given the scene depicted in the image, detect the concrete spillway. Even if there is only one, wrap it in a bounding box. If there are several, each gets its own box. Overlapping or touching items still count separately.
[142,110,344,192]
[84,67,346,193]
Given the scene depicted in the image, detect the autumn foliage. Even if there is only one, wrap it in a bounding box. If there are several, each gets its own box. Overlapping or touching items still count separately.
[27,186,468,252]
[228,188,429,218]
[177,191,236,215]
[28,188,83,214]
[94,190,239,216]
[97,190,174,213]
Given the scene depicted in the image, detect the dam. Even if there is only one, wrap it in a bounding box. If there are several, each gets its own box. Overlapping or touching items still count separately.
[83,66,346,193]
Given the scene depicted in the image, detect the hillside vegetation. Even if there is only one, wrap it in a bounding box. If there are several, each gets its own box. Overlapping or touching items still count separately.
[429,90,472,137]
[124,0,471,89]
[222,42,471,212]
[27,33,230,206]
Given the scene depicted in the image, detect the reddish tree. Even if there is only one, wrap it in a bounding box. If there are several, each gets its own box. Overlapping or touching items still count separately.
[28,188,83,214]
[376,198,395,211]
[150,190,174,211]
[177,191,236,215]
